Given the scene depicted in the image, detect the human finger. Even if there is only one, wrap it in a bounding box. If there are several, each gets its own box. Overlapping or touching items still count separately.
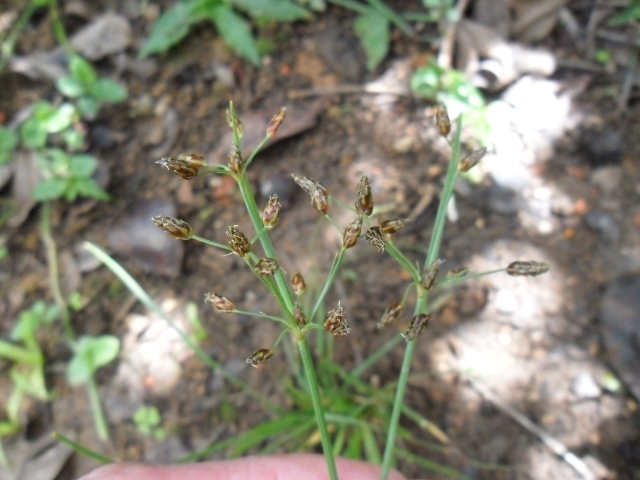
[78,453,408,480]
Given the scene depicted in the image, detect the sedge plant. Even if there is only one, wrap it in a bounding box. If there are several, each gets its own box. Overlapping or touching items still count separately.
[121,102,549,479]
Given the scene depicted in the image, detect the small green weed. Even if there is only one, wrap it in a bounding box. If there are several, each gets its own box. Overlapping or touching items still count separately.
[133,406,168,440]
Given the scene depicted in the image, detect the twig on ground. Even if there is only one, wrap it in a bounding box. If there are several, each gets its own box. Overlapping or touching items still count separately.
[468,379,596,480]
[288,83,410,99]
[436,0,471,69]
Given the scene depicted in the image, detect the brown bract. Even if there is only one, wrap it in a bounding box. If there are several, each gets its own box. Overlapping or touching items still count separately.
[365,227,385,252]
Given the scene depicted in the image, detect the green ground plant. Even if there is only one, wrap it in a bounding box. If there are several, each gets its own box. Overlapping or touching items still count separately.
[80,102,549,479]
[0,0,127,458]
[140,0,456,71]
[133,405,168,440]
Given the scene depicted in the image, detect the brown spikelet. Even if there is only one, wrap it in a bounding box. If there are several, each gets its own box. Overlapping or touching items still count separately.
[246,348,273,367]
[324,303,350,336]
[342,216,363,249]
[355,175,373,216]
[435,103,451,137]
[402,313,432,341]
[226,225,251,257]
[365,227,385,252]
[421,259,444,290]
[506,261,549,276]
[291,271,306,296]
[204,293,235,312]
[267,107,287,137]
[380,218,408,234]
[377,302,404,329]
[151,215,193,240]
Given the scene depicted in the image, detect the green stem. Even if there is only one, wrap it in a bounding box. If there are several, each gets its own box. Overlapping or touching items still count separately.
[237,175,294,312]
[0,1,38,73]
[233,309,289,326]
[435,268,505,287]
[40,202,74,341]
[86,376,109,441]
[379,117,462,480]
[244,136,270,170]
[298,338,339,480]
[230,106,338,479]
[0,341,41,364]
[310,248,346,321]
[192,235,231,251]
[47,0,72,53]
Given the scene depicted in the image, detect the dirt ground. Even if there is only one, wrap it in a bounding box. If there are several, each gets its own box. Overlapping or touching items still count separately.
[1,1,640,479]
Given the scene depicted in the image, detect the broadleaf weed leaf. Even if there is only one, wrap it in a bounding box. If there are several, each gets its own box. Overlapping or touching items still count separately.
[56,75,86,98]
[354,7,389,71]
[88,78,128,103]
[70,55,98,86]
[138,1,200,58]
[67,335,120,386]
[231,0,311,21]
[208,5,261,66]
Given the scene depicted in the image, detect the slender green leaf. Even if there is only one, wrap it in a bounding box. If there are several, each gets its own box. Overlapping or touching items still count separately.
[70,55,98,86]
[354,7,389,70]
[229,414,308,457]
[56,75,86,97]
[88,79,128,103]
[344,427,362,459]
[232,0,311,21]
[32,178,68,201]
[208,5,261,66]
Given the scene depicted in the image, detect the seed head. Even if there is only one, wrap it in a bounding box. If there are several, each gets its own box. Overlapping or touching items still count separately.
[255,257,279,277]
[365,227,385,252]
[506,261,549,276]
[324,303,350,337]
[178,152,205,168]
[377,302,405,329]
[355,175,373,216]
[151,215,193,240]
[435,103,451,137]
[421,259,444,290]
[459,147,487,172]
[226,107,244,137]
[156,156,199,180]
[262,195,281,229]
[204,292,235,312]
[246,348,273,367]
[380,218,408,234]
[402,313,432,341]
[226,225,251,257]
[310,189,329,215]
[291,271,306,296]
[267,107,287,138]
[293,302,307,327]
[291,174,328,196]
[228,143,244,175]
[342,216,363,249]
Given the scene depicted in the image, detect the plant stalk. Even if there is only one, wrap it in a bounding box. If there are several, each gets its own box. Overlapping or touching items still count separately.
[379,117,462,479]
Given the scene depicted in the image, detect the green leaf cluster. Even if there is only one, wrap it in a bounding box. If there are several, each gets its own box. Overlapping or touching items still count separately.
[32,149,110,202]
[139,0,311,66]
[0,127,17,165]
[56,55,127,117]
[66,335,120,386]
[133,405,167,440]
[0,301,58,466]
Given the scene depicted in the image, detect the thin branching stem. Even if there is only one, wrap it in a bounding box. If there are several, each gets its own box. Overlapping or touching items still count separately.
[191,235,231,251]
[310,248,346,321]
[379,116,463,480]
